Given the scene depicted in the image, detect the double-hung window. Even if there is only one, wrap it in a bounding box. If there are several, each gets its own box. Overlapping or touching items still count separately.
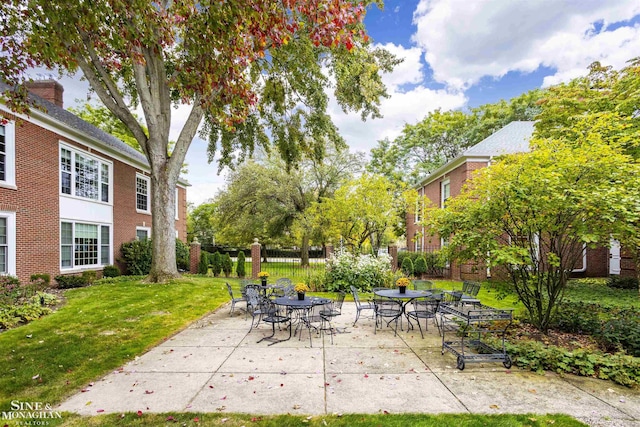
[136,174,150,213]
[61,221,111,269]
[60,145,111,203]
[0,212,16,275]
[0,122,16,187]
[441,179,450,208]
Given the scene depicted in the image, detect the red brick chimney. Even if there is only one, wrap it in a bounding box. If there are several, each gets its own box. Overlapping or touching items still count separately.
[24,79,64,108]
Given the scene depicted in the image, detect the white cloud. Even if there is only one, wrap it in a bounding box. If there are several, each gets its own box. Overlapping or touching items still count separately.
[412,0,640,89]
[329,43,467,153]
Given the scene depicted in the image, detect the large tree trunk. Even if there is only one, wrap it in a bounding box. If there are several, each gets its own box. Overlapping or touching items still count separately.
[300,233,310,267]
[147,156,180,283]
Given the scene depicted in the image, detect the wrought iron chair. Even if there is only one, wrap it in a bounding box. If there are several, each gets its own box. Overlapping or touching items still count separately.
[373,296,402,336]
[225,282,246,316]
[257,300,292,345]
[406,297,439,338]
[412,280,434,291]
[245,285,269,330]
[319,291,346,344]
[350,285,374,326]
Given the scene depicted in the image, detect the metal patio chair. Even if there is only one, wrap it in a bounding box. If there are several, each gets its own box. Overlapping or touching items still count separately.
[350,285,374,326]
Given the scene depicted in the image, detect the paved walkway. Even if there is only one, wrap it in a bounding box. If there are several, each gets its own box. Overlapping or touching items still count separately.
[58,303,640,426]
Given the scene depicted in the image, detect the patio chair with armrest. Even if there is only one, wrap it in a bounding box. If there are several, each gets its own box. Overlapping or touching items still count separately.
[245,285,270,330]
[406,297,439,338]
[225,282,246,316]
[373,296,402,336]
[257,300,292,345]
[350,285,374,326]
[319,291,346,344]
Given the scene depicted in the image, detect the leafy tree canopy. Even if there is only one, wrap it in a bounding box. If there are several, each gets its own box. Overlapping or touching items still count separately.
[0,0,397,281]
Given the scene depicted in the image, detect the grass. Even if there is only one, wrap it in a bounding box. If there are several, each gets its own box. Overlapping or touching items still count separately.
[0,276,229,409]
[57,412,586,427]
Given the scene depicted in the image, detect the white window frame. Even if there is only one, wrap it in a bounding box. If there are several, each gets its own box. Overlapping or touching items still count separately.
[136,173,151,214]
[0,121,16,189]
[59,143,112,204]
[441,178,450,208]
[60,221,111,270]
[0,211,16,276]
[136,226,151,241]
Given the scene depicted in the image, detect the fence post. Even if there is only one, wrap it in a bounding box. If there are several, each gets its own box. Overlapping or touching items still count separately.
[251,238,261,279]
[325,242,334,259]
[190,237,201,274]
[388,244,398,272]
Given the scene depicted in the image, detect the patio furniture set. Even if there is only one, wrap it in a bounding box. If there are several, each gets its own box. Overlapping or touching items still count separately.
[226,279,513,370]
[226,279,344,347]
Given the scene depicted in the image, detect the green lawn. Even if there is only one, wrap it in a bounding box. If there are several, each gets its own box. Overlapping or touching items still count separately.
[0,276,587,427]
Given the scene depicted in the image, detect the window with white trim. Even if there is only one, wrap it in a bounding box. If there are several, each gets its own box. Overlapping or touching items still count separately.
[136,174,150,213]
[0,211,16,275]
[0,122,16,187]
[60,145,111,202]
[136,226,150,241]
[441,179,450,208]
[61,221,111,269]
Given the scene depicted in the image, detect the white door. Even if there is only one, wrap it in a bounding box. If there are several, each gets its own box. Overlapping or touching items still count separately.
[609,239,621,275]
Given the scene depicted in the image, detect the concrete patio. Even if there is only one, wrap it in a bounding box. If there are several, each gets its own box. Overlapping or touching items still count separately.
[58,302,640,426]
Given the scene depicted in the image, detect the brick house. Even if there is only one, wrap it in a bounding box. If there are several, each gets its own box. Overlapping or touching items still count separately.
[0,80,188,283]
[406,121,617,281]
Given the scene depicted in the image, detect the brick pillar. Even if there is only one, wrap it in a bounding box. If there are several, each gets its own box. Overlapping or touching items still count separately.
[251,238,261,279]
[190,237,201,274]
[388,245,398,272]
[325,242,334,260]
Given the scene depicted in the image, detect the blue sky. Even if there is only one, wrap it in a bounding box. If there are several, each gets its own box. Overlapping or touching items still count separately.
[53,1,640,206]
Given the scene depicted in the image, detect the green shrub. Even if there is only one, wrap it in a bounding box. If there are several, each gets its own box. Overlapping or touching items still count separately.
[55,274,88,289]
[222,253,233,277]
[325,249,393,292]
[414,255,427,276]
[198,251,209,275]
[210,251,222,277]
[121,238,191,275]
[425,251,446,273]
[12,302,52,322]
[606,276,639,290]
[401,256,414,277]
[176,238,190,271]
[29,292,58,306]
[30,273,50,288]
[102,265,121,278]
[0,275,21,306]
[0,308,21,329]
[236,251,246,278]
[306,269,327,292]
[598,315,640,357]
[502,339,640,388]
[121,238,153,275]
[82,270,97,284]
[550,301,601,335]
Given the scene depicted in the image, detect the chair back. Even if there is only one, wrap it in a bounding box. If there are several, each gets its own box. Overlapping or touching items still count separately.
[276,278,292,287]
[350,285,362,307]
[412,280,434,291]
[226,282,234,298]
[333,291,346,313]
[462,281,481,296]
[245,286,261,308]
[283,285,296,297]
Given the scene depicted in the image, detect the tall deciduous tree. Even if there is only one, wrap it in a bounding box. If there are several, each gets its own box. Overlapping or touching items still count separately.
[214,148,362,264]
[0,0,397,282]
[321,173,407,254]
[425,118,640,332]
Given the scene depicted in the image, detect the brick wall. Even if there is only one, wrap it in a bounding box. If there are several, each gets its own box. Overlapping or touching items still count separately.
[0,114,61,283]
[0,109,189,282]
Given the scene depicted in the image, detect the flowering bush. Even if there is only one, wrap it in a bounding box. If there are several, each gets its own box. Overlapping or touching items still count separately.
[258,271,270,278]
[396,277,411,288]
[325,249,394,292]
[294,283,309,293]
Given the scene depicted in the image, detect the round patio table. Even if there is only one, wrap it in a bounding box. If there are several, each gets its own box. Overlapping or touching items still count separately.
[274,296,332,345]
[373,289,432,331]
